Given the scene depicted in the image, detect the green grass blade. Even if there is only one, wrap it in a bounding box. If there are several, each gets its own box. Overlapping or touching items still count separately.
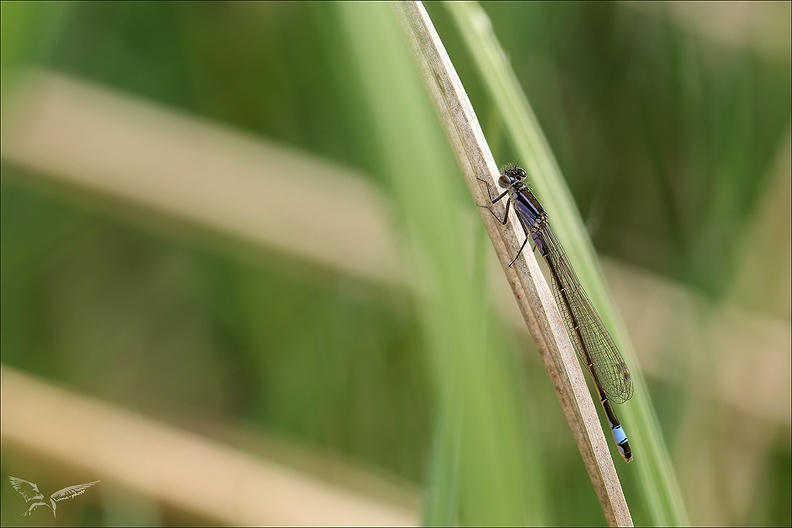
[444,1,690,525]
[332,2,544,524]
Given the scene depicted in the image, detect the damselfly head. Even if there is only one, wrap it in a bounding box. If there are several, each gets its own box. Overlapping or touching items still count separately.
[499,166,528,188]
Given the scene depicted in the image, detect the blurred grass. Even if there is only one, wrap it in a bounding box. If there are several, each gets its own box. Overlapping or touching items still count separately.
[440,2,686,525]
[1,1,790,527]
[334,4,542,524]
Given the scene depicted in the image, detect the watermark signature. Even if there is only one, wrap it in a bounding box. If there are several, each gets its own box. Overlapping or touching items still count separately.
[9,476,100,518]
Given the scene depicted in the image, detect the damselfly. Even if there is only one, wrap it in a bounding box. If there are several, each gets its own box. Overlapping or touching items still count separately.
[479,165,634,462]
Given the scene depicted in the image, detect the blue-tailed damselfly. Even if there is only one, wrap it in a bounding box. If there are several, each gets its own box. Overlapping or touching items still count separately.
[479,165,634,462]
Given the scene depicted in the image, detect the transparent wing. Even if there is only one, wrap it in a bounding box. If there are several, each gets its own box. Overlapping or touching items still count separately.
[540,223,633,403]
[8,476,44,502]
[51,481,100,503]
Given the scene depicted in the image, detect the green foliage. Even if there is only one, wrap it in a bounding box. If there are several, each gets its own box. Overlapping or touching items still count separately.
[1,2,789,526]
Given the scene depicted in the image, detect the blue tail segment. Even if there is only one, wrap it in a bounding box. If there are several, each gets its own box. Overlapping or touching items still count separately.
[603,397,632,462]
[609,420,632,462]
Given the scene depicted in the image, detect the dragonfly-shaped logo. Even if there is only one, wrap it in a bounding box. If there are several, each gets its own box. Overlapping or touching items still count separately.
[9,476,100,518]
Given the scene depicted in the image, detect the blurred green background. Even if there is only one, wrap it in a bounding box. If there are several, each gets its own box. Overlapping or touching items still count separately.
[1,2,789,526]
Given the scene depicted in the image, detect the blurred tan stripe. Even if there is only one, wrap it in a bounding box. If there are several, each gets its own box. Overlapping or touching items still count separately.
[602,259,791,428]
[623,2,791,61]
[1,70,789,431]
[1,70,405,288]
[0,366,419,526]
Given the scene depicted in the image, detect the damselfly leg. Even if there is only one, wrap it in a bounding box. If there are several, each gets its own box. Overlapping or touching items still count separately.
[477,176,534,266]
